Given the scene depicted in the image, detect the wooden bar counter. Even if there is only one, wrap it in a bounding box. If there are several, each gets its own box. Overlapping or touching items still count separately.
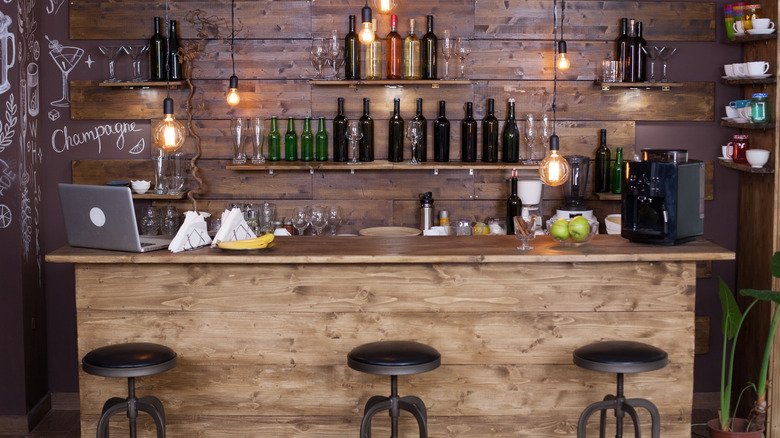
[47,235,733,437]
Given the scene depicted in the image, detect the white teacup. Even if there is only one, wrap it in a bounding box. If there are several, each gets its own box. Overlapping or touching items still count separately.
[724,64,736,77]
[734,21,745,34]
[737,106,752,120]
[721,145,733,159]
[751,18,775,30]
[725,105,740,119]
[733,63,747,78]
[746,61,770,75]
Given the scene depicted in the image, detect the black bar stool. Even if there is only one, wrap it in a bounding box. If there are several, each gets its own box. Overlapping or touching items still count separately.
[347,340,441,438]
[82,342,177,438]
[573,340,667,438]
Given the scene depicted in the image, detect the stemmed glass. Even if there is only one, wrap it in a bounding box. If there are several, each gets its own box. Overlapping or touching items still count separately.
[641,46,661,83]
[47,36,84,107]
[307,205,327,235]
[406,120,423,165]
[523,114,537,164]
[230,117,247,164]
[291,207,309,236]
[310,37,329,80]
[658,47,677,83]
[327,31,344,79]
[98,45,124,83]
[346,120,362,165]
[441,29,453,80]
[514,215,537,251]
[124,45,149,82]
[530,114,549,162]
[454,37,470,79]
[325,205,342,235]
[249,117,266,164]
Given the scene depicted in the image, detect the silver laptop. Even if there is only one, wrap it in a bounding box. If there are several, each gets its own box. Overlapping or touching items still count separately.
[58,183,172,252]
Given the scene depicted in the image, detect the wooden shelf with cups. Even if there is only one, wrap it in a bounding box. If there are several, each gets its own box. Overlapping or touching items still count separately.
[98,80,185,89]
[131,192,187,200]
[717,157,774,174]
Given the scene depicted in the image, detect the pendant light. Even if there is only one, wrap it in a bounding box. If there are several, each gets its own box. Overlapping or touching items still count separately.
[152,0,185,152]
[556,0,570,71]
[374,0,397,15]
[226,0,240,105]
[359,1,375,44]
[539,0,570,186]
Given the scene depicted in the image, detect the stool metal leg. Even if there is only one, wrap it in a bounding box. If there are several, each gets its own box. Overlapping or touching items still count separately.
[626,398,662,438]
[137,400,166,438]
[399,396,428,438]
[96,401,128,438]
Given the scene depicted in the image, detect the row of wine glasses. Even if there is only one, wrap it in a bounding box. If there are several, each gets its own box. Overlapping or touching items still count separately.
[291,205,343,235]
[441,30,470,80]
[640,46,677,82]
[523,113,550,163]
[98,45,150,83]
[231,117,266,165]
[311,31,345,79]
[342,120,424,166]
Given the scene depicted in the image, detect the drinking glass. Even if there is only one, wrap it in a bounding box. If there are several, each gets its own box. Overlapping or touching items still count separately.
[441,29,453,79]
[454,37,470,79]
[529,114,548,163]
[140,206,159,235]
[327,31,344,79]
[325,205,342,235]
[231,117,247,164]
[249,117,266,164]
[658,46,677,82]
[307,205,327,236]
[244,207,259,235]
[310,37,329,80]
[523,114,537,163]
[98,45,124,83]
[291,207,309,235]
[124,45,149,82]
[641,46,661,83]
[47,36,84,107]
[406,120,423,165]
[346,120,362,165]
[514,215,537,251]
[167,149,186,194]
[151,146,167,194]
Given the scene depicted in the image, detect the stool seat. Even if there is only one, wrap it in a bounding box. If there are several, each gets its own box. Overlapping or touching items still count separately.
[83,342,177,378]
[348,340,441,376]
[573,340,668,374]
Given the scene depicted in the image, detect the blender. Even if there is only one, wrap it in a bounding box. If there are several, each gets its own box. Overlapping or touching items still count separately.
[517,178,544,235]
[555,155,595,220]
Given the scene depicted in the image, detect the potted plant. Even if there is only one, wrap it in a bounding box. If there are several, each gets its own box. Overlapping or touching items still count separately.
[709,251,780,436]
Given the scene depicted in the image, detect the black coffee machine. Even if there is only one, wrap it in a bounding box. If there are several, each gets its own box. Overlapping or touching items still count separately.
[621,149,704,245]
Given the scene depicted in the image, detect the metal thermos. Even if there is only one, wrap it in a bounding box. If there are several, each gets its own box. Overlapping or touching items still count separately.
[419,192,434,231]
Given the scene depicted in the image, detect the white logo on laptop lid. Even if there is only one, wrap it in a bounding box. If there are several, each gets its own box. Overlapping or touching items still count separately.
[89,207,106,227]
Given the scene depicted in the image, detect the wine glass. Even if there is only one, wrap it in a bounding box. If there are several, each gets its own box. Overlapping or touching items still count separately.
[641,46,661,83]
[47,36,84,107]
[307,205,327,235]
[291,207,309,236]
[406,120,423,165]
[327,31,344,79]
[230,117,247,164]
[529,114,549,163]
[454,37,470,79]
[346,120,363,165]
[310,37,328,80]
[249,117,266,164]
[514,215,537,251]
[98,45,124,83]
[523,114,537,163]
[441,29,453,79]
[325,205,342,235]
[658,46,677,83]
[123,45,149,82]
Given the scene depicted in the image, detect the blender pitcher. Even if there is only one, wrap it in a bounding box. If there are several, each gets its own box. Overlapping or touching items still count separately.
[0,12,15,95]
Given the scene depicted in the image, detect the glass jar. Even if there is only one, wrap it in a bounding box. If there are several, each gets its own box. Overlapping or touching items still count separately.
[750,93,769,124]
[729,134,750,163]
[487,217,507,235]
[744,4,761,30]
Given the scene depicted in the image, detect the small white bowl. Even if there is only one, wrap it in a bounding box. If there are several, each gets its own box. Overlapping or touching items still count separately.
[746,149,770,168]
[131,180,151,194]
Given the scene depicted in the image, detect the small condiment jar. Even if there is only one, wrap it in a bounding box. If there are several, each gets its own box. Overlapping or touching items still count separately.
[750,93,770,124]
[439,210,450,227]
[729,134,750,163]
[744,4,761,30]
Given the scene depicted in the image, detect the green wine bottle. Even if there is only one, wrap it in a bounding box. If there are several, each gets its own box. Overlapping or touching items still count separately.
[315,117,328,161]
[285,117,298,161]
[301,117,314,161]
[611,147,623,194]
[267,117,281,161]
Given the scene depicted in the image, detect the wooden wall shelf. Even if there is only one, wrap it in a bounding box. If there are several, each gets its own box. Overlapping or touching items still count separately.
[98,80,185,89]
[722,33,778,44]
[594,192,621,201]
[595,81,683,91]
[309,79,475,88]
[132,192,187,200]
[718,158,774,174]
[721,120,775,129]
[227,160,539,173]
[721,77,777,85]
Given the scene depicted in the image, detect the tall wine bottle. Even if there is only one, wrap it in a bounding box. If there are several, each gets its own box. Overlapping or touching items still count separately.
[403,19,421,79]
[433,100,450,162]
[333,97,348,162]
[421,15,437,79]
[594,128,611,193]
[611,147,623,194]
[636,21,647,82]
[359,98,374,162]
[345,15,360,80]
[501,98,520,163]
[482,98,499,162]
[364,19,382,80]
[149,17,166,81]
[388,97,404,162]
[168,20,183,80]
[267,116,281,161]
[301,117,314,161]
[386,14,402,80]
[461,102,477,162]
[284,117,298,161]
[412,98,427,162]
[625,19,639,83]
[315,117,328,161]
[505,169,523,235]
[615,18,628,82]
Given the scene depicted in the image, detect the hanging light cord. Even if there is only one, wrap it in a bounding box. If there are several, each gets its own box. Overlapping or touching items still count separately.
[165,0,170,99]
[552,0,558,135]
[230,0,236,76]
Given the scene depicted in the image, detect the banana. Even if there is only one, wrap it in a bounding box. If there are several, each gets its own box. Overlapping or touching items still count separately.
[217,233,275,250]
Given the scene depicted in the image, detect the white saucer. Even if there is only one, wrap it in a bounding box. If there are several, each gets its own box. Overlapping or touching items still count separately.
[733,31,746,37]
[718,157,733,162]
[746,73,772,79]
[747,28,776,35]
[732,118,751,124]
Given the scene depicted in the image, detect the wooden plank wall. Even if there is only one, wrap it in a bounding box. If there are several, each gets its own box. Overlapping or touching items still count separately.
[68,0,716,231]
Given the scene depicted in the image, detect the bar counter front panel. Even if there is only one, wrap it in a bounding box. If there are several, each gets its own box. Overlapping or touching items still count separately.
[47,235,734,437]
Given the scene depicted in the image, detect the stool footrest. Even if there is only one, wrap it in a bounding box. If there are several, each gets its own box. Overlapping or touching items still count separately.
[96,394,166,438]
[577,396,661,438]
[360,394,428,438]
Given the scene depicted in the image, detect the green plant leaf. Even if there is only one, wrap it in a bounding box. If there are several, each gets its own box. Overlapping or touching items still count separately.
[772,252,780,278]
[721,278,743,339]
[740,288,780,303]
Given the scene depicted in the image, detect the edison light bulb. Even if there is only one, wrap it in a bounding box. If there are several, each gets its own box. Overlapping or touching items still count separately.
[557,52,570,70]
[538,135,570,187]
[374,0,396,14]
[153,98,186,152]
[227,75,240,106]
[359,20,375,44]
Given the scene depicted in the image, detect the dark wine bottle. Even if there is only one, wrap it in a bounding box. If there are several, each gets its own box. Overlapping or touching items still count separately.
[461,102,477,162]
[388,98,404,162]
[615,18,628,82]
[433,100,450,162]
[505,169,523,235]
[386,14,402,80]
[345,15,360,80]
[149,17,166,81]
[301,117,314,161]
[267,116,281,161]
[501,99,520,163]
[482,98,499,162]
[413,98,427,162]
[421,15,438,79]
[168,20,183,80]
[359,98,374,162]
[594,129,611,193]
[636,21,647,82]
[625,19,639,83]
[315,117,328,161]
[333,97,348,162]
[284,117,298,161]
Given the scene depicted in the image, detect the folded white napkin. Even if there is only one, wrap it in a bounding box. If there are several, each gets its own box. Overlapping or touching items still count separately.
[273,228,292,236]
[210,208,257,248]
[169,211,213,253]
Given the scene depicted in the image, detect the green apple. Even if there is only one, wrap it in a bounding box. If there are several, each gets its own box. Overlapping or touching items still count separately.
[568,216,591,241]
[550,218,570,240]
